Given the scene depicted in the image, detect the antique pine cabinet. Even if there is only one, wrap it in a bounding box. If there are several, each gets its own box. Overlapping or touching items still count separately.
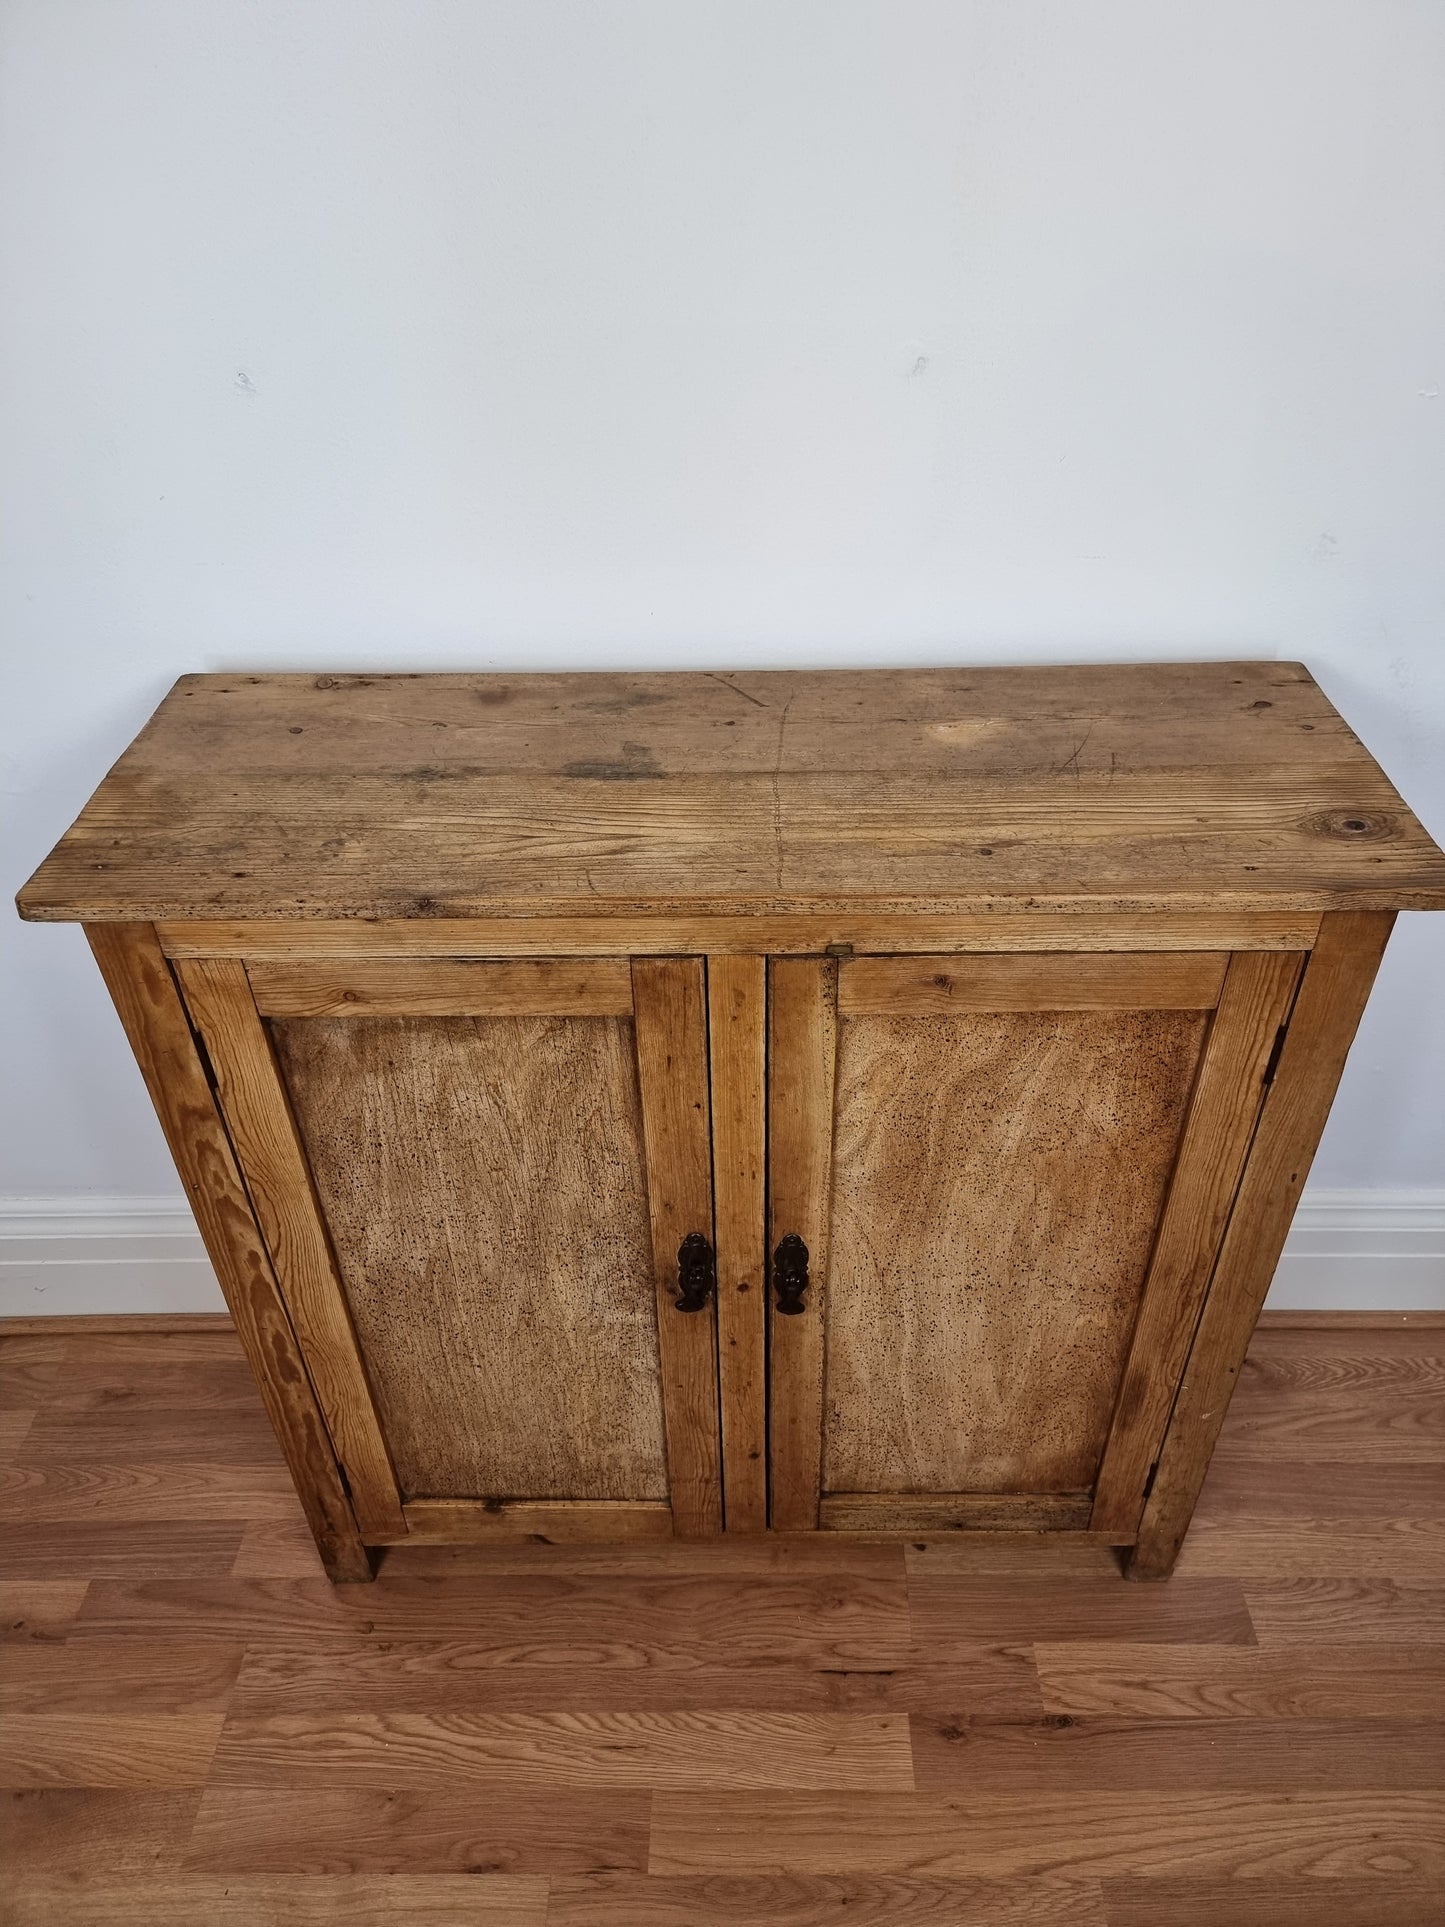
[18,664,1445,1583]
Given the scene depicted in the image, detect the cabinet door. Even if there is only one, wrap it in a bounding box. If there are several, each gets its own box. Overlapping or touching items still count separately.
[767,949,1302,1536]
[176,954,721,1542]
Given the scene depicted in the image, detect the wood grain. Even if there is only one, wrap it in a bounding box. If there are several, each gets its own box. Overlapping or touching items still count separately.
[0,1789,202,1877]
[1209,1352,1445,1461]
[1174,1518,1445,1579]
[1036,1642,1445,1719]
[362,1533,906,1578]
[1244,1579,1445,1644]
[396,1501,673,1543]
[910,1712,1444,1792]
[631,957,723,1536]
[0,1316,235,1337]
[819,1494,1095,1533]
[1194,1456,1445,1520]
[838,951,1228,1013]
[228,1643,1041,1718]
[0,1875,547,1925]
[545,1873,1107,1924]
[0,1643,244,1715]
[3,1357,268,1413]
[1092,948,1305,1534]
[206,1709,915,1790]
[1101,1878,1445,1927]
[21,666,1445,920]
[898,1534,1131,1577]
[0,1522,244,1579]
[649,1788,1445,1878]
[30,672,1437,1579]
[272,1009,669,1507]
[174,955,403,1539]
[767,957,838,1531]
[83,926,369,1582]
[906,1574,1256,1648]
[15,1406,286,1465]
[0,1328,239,1383]
[708,954,769,1532]
[69,1572,911,1668]
[230,1517,324,1579]
[183,1784,649,1873]
[236,1514,917,1581]
[156,909,1322,958]
[0,1714,224,1788]
[0,1462,300,1524]
[0,1581,90,1643]
[248,955,633,1016]
[823,1005,1205,1494]
[1130,911,1395,1577]
[4,1318,1445,1916]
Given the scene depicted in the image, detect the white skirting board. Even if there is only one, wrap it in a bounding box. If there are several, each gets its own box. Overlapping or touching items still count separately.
[0,1189,1442,1319]
[0,1198,228,1319]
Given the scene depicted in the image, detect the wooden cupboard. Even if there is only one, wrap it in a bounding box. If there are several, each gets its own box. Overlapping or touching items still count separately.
[18,664,1445,1581]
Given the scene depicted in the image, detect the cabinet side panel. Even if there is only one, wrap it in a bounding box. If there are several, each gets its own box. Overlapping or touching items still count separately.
[823,1008,1208,1494]
[1128,910,1395,1578]
[271,1014,669,1503]
[83,925,371,1582]
[175,957,405,1539]
[1091,948,1305,1536]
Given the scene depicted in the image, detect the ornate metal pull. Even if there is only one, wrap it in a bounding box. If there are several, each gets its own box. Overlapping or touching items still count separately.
[674,1232,716,1313]
[773,1233,810,1315]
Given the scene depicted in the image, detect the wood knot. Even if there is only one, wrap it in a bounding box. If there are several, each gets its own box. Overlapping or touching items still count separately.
[1304,808,1397,841]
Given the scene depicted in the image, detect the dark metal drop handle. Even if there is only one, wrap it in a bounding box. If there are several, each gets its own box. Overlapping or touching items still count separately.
[773,1233,810,1315]
[674,1232,716,1313]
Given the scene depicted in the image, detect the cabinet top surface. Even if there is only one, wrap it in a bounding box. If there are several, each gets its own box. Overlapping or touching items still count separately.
[18,662,1445,921]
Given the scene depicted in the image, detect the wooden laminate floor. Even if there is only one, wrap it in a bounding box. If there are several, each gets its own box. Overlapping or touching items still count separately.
[1,1315,1442,1926]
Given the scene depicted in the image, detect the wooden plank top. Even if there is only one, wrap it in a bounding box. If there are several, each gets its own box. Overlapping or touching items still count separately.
[17,663,1445,921]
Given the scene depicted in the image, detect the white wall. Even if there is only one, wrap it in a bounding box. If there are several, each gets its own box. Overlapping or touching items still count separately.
[2,1,1442,1307]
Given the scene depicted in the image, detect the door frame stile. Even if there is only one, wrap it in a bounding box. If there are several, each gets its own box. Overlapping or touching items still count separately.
[766,955,839,1531]
[84,924,373,1581]
[172,955,407,1539]
[707,954,768,1532]
[631,956,724,1536]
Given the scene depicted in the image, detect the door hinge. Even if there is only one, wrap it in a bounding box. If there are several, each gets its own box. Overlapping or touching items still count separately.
[1261,1024,1289,1089]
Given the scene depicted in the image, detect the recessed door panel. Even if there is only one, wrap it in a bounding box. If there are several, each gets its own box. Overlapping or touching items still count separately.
[273,1012,669,1503]
[822,1006,1207,1495]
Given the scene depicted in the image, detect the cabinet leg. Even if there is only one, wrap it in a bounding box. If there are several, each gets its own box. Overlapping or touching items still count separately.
[322,1537,378,1584]
[1123,1533,1180,1582]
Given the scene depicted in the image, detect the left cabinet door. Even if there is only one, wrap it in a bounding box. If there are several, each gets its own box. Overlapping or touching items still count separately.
[175,953,722,1543]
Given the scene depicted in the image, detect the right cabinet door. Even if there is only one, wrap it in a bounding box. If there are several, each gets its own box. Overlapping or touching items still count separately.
[766,948,1303,1536]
